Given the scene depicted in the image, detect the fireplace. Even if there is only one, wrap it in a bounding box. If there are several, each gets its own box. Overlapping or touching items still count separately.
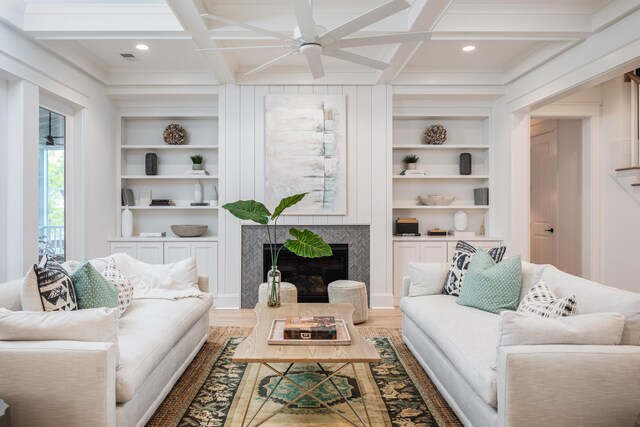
[263,244,348,303]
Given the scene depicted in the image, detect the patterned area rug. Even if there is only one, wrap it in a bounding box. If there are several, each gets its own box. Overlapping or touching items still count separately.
[147,327,461,427]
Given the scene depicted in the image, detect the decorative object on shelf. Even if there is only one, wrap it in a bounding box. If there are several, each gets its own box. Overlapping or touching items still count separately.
[140,190,151,206]
[190,202,210,206]
[427,228,448,236]
[395,217,419,236]
[265,95,347,215]
[121,207,133,238]
[163,123,187,145]
[474,187,489,205]
[454,210,468,231]
[171,224,208,237]
[402,154,420,171]
[418,195,455,206]
[222,192,333,307]
[209,184,218,206]
[121,188,135,206]
[190,154,203,171]
[150,199,173,206]
[145,153,158,176]
[448,230,476,237]
[459,153,472,175]
[479,216,486,236]
[139,232,166,237]
[194,180,203,203]
[423,124,447,145]
[401,169,427,175]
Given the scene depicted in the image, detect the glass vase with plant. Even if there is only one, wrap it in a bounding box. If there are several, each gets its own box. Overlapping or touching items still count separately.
[222,192,332,307]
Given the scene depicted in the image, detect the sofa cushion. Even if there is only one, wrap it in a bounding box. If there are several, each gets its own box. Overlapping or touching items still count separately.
[22,257,78,311]
[519,261,547,302]
[115,293,213,403]
[442,241,506,296]
[0,279,23,310]
[540,266,640,345]
[458,250,522,314]
[408,262,449,296]
[401,294,499,407]
[517,280,577,318]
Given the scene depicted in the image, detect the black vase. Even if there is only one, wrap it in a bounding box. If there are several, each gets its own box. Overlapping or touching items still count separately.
[145,153,158,176]
[459,153,472,175]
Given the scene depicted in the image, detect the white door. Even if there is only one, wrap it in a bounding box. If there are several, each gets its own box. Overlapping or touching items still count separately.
[530,127,558,265]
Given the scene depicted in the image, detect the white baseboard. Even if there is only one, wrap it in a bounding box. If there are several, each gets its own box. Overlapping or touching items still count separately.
[370,293,395,309]
[213,293,240,309]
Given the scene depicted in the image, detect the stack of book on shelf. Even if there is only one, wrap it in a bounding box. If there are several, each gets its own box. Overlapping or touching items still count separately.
[185,170,209,175]
[283,316,337,340]
[401,169,427,175]
[139,232,166,238]
[150,199,173,206]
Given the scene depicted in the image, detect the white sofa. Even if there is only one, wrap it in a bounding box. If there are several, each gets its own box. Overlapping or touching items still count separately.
[401,261,640,427]
[0,269,213,427]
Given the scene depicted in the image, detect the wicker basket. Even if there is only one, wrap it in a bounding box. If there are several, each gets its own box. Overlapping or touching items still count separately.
[327,280,369,324]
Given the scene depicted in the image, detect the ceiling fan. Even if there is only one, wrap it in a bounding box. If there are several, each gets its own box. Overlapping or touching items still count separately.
[200,0,430,79]
[44,110,64,146]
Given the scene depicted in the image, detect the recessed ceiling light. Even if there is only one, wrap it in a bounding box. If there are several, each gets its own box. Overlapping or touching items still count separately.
[136,44,149,51]
[462,45,476,52]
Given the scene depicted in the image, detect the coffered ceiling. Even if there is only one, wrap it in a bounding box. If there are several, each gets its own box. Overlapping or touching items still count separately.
[1,0,638,87]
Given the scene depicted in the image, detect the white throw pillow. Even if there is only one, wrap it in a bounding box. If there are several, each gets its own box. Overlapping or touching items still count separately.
[0,307,120,367]
[498,310,625,347]
[408,262,449,296]
[517,280,577,318]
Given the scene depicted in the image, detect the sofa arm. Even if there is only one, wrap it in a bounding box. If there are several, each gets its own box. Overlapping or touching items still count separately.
[402,276,411,297]
[497,345,640,427]
[197,275,209,293]
[0,340,117,427]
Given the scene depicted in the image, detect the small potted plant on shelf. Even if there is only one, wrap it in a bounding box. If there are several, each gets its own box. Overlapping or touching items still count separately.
[402,154,420,170]
[190,154,204,170]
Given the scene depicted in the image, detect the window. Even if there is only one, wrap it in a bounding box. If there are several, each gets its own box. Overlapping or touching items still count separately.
[38,107,66,262]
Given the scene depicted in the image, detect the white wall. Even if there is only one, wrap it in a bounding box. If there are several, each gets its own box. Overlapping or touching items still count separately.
[0,22,115,279]
[217,84,393,308]
[0,78,7,281]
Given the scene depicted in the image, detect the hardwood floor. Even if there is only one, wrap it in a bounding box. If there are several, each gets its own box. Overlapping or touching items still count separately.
[209,307,403,328]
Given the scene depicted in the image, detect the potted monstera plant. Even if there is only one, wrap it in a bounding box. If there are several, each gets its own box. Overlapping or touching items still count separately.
[222,192,332,307]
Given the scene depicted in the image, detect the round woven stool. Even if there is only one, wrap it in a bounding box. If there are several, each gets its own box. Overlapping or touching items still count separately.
[258,282,298,304]
[327,280,369,324]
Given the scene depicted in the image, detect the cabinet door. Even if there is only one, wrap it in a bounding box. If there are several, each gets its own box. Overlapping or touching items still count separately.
[109,242,136,258]
[136,243,164,264]
[393,242,421,304]
[419,242,448,263]
[164,242,191,264]
[192,242,218,293]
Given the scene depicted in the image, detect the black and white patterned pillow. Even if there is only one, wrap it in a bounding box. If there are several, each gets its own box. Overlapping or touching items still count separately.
[22,256,78,311]
[517,280,577,318]
[102,260,134,316]
[442,241,507,296]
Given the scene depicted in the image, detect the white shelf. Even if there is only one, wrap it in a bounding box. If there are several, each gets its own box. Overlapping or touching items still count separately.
[121,145,218,150]
[392,236,500,241]
[120,206,219,210]
[121,175,218,180]
[393,204,489,210]
[108,236,219,242]
[393,175,489,179]
[393,144,489,150]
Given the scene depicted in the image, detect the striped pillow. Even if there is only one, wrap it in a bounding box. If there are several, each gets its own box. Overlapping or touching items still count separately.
[517,280,577,318]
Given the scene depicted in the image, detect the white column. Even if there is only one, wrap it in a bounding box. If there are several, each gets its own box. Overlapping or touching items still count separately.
[509,111,531,260]
[6,79,39,279]
[0,78,7,281]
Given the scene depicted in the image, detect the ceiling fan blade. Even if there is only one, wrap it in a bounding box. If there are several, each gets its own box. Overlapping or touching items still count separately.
[201,13,296,42]
[245,50,298,76]
[197,45,295,51]
[293,0,317,42]
[326,31,431,49]
[322,49,390,71]
[319,0,410,43]
[305,53,325,79]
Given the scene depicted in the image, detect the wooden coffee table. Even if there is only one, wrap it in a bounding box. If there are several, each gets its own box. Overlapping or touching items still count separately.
[233,303,381,427]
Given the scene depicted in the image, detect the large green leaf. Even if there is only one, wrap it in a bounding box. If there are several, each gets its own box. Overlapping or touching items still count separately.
[284,228,333,258]
[222,200,270,224]
[271,193,307,220]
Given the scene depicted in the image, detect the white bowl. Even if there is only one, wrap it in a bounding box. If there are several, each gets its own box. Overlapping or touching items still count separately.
[418,195,455,206]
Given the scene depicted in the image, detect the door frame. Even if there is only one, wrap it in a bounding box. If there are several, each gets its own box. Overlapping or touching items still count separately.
[511,104,601,281]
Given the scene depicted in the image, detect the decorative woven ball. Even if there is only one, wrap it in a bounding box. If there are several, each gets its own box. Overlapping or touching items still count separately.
[423,124,447,145]
[163,123,187,145]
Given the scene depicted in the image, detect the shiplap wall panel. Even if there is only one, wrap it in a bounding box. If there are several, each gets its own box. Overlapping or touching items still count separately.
[218,84,393,308]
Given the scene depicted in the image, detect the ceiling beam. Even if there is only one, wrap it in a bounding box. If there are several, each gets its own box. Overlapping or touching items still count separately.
[376,0,454,84]
[592,0,640,32]
[164,0,234,84]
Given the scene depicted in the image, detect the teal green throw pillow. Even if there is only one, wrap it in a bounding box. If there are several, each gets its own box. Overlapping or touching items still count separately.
[70,261,119,310]
[457,248,522,314]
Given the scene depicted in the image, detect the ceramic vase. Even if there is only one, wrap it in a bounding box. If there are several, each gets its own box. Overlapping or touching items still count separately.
[194,180,203,203]
[454,210,468,231]
[210,184,218,206]
[121,207,133,237]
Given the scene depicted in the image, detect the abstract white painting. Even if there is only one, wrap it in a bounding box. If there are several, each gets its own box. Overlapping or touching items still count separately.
[265,94,347,215]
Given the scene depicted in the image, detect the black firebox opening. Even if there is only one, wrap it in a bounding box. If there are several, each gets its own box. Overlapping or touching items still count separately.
[263,244,348,303]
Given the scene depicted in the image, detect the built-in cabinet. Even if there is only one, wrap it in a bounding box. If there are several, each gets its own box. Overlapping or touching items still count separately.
[393,237,502,304]
[108,238,218,288]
